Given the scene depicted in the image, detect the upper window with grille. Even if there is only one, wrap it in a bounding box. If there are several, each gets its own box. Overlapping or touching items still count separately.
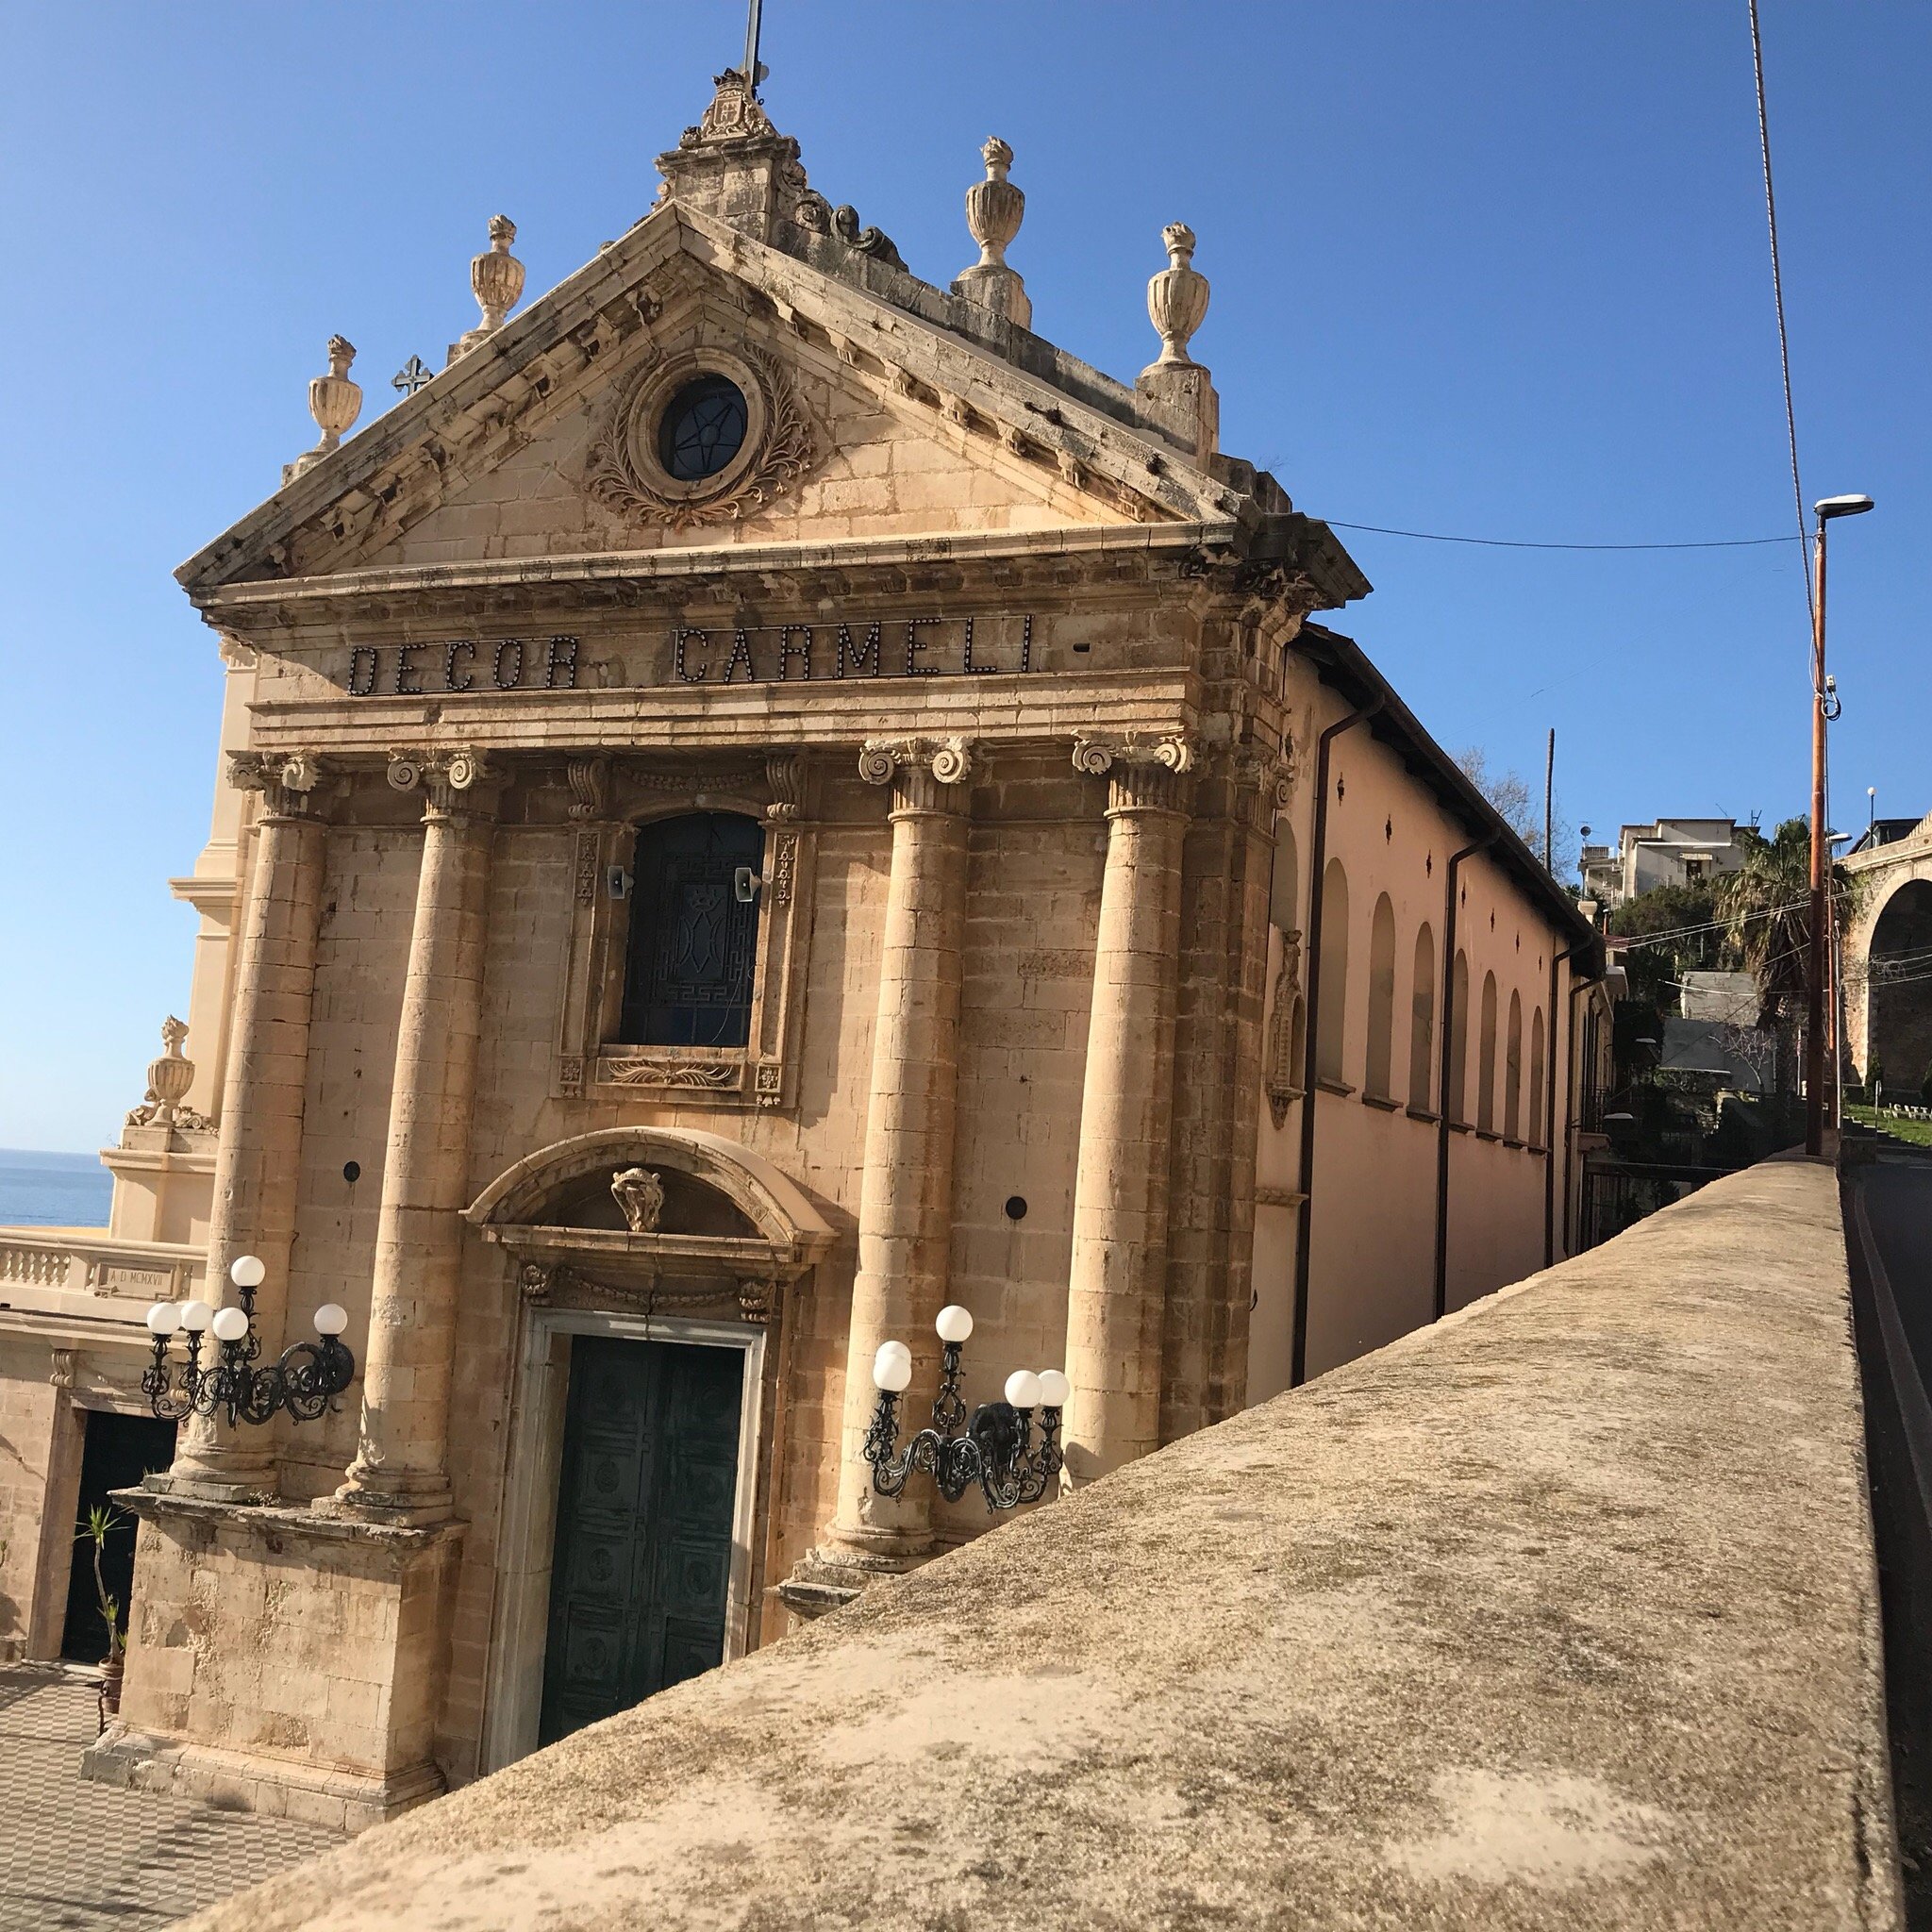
[619,812,763,1047]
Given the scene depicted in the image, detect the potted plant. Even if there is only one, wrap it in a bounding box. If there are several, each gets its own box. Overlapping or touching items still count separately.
[76,1504,127,1727]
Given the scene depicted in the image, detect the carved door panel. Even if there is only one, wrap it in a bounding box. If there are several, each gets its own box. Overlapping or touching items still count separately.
[540,1336,743,1746]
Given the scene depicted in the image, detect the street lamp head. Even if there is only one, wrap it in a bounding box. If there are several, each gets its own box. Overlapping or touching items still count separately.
[935,1305,974,1345]
[179,1299,212,1332]
[1004,1369,1043,1410]
[229,1255,267,1290]
[211,1306,250,1343]
[1815,493,1874,521]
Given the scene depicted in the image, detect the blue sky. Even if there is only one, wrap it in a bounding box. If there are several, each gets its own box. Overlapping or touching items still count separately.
[3,1,1926,1151]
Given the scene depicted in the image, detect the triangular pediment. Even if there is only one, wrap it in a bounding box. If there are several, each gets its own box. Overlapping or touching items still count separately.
[181,205,1244,597]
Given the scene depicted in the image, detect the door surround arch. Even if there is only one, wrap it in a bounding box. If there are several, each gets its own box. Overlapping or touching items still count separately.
[469,1126,835,1772]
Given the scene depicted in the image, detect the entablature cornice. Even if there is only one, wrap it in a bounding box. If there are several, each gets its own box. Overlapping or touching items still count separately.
[242,665,1204,766]
[190,522,1247,639]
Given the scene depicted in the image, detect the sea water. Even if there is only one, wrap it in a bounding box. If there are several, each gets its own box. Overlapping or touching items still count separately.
[0,1150,113,1229]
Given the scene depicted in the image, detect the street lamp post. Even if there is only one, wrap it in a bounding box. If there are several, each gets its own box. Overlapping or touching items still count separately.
[1807,492,1874,1156]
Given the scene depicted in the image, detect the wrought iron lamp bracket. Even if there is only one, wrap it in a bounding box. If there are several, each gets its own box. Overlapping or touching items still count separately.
[863,1324,1066,1514]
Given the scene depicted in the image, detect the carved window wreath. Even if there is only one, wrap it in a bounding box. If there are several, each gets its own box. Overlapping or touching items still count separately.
[587,345,818,530]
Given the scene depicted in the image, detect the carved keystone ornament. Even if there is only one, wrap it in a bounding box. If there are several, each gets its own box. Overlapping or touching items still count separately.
[610,1167,665,1234]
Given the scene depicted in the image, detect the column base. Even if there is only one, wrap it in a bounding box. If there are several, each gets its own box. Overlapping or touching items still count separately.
[142,1467,278,1507]
[325,1478,458,1530]
[772,1539,936,1624]
[83,1727,444,1835]
[108,1487,466,1824]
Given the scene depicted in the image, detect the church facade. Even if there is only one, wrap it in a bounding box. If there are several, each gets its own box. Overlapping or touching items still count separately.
[0,74,1599,1826]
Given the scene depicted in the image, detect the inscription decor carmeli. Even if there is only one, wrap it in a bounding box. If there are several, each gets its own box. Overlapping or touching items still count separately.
[341,613,1038,699]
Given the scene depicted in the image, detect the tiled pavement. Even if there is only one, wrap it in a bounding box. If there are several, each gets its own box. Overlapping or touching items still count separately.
[0,1665,341,1932]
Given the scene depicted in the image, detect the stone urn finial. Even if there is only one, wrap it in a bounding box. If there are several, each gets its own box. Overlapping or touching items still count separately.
[968,137,1024,270]
[473,214,525,331]
[450,215,526,364]
[286,336,362,481]
[952,135,1031,330]
[309,335,362,450]
[1146,222,1209,368]
[126,1016,210,1131]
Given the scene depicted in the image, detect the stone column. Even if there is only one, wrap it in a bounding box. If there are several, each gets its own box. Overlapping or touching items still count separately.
[812,738,973,1586]
[165,753,331,1500]
[1063,735,1194,1482]
[335,752,499,1524]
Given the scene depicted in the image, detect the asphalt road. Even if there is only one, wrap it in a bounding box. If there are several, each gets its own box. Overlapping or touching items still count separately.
[1855,1148,1932,1374]
[1844,1141,1932,1927]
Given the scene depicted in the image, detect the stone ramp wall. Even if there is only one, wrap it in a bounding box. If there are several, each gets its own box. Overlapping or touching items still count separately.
[185,1158,1899,1931]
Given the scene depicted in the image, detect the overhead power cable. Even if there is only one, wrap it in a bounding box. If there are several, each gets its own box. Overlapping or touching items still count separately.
[1747,0,1818,619]
[1607,896,1807,950]
[1321,521,1799,554]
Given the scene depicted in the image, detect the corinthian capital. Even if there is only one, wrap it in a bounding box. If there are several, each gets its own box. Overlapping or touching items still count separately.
[228,750,332,819]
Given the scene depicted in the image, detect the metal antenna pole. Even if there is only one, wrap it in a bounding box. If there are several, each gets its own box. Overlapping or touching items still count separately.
[1543,727,1556,874]
[742,0,765,93]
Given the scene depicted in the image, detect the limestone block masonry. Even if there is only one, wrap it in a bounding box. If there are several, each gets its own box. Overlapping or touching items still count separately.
[1,69,1600,1824]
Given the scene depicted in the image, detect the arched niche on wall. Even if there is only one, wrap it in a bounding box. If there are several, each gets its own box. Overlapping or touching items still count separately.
[1408,924,1437,1113]
[1477,972,1500,1135]
[1317,858,1351,1086]
[1365,893,1397,1102]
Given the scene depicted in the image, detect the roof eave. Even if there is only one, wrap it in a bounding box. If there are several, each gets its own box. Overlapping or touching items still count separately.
[1295,622,1602,966]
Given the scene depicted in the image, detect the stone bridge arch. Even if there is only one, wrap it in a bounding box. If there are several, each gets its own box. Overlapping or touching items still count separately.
[1843,816,1932,1090]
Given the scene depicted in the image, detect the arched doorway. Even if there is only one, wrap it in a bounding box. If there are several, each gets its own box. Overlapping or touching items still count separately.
[465,1128,835,1768]
[1866,879,1932,1092]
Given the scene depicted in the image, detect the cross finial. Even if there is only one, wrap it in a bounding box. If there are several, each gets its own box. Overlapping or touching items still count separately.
[391,356,432,398]
[741,0,767,96]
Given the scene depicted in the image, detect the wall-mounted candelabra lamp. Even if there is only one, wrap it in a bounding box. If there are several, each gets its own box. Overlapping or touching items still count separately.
[864,1304,1068,1512]
[143,1256,354,1427]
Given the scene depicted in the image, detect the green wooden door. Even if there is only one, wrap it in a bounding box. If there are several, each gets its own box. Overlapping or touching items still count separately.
[539,1335,744,1746]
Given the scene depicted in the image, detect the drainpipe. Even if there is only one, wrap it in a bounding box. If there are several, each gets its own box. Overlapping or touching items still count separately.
[1544,943,1581,1268]
[1562,974,1597,1258]
[1434,832,1497,1322]
[1289,696,1383,1388]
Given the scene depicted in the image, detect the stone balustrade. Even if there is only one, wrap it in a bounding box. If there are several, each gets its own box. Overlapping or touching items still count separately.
[179,1157,1898,1932]
[0,1231,203,1307]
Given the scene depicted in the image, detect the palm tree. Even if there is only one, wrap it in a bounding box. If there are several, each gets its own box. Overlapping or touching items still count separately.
[1715,818,1856,1026]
